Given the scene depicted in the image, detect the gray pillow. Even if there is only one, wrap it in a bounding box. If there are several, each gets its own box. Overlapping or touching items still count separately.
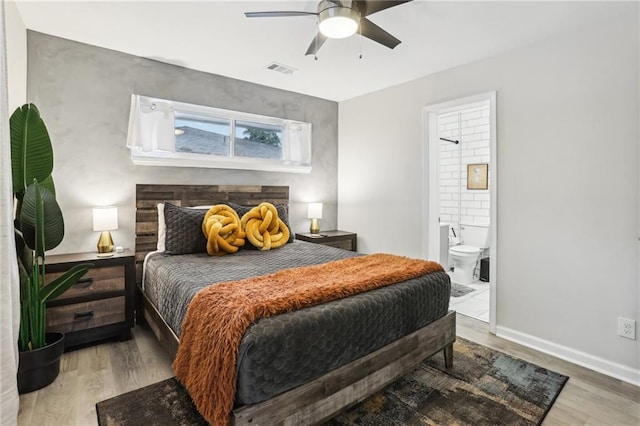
[163,203,208,254]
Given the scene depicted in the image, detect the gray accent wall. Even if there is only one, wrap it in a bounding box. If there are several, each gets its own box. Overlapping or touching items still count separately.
[27,31,338,255]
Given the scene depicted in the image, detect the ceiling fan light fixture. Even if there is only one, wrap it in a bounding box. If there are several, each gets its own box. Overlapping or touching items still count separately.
[318,7,360,39]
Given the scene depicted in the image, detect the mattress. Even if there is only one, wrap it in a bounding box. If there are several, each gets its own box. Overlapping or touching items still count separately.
[143,241,451,405]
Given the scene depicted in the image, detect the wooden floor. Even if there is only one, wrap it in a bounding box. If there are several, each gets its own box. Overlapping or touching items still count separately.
[18,314,640,425]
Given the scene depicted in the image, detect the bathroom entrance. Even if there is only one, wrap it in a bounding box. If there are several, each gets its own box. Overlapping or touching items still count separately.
[422,92,497,332]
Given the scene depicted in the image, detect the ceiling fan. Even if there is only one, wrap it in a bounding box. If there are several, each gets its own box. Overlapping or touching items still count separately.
[244,0,411,56]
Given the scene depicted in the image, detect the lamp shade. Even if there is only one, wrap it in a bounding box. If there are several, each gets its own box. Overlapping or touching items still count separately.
[93,206,118,231]
[307,203,323,219]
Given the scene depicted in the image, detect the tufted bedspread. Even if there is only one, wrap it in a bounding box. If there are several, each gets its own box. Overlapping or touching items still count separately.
[143,241,451,406]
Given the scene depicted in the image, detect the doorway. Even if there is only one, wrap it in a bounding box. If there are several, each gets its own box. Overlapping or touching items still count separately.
[422,92,497,333]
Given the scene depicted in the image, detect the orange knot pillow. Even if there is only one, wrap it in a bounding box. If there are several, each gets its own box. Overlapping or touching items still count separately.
[241,202,290,251]
[202,205,246,256]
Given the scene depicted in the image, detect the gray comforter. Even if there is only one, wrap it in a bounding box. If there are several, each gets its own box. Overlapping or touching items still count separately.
[144,241,450,405]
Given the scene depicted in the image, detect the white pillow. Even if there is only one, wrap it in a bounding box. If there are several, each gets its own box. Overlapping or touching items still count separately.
[157,203,166,252]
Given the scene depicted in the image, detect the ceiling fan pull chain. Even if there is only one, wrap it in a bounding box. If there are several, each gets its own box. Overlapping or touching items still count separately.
[315,20,319,60]
[359,22,363,59]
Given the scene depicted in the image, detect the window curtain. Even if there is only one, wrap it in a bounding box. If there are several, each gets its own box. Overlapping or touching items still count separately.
[0,1,21,424]
[126,94,175,152]
[283,121,312,165]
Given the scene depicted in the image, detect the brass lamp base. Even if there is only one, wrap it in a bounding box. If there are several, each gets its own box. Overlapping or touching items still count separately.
[97,231,114,253]
[309,218,320,234]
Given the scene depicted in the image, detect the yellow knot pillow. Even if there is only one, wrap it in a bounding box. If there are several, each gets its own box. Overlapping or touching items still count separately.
[241,202,290,251]
[202,205,246,256]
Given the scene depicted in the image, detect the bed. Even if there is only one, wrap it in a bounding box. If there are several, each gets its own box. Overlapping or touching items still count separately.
[135,184,456,425]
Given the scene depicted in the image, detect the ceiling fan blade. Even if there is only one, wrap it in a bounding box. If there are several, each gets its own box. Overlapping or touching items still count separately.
[359,17,401,49]
[244,11,318,18]
[305,32,328,56]
[358,1,412,17]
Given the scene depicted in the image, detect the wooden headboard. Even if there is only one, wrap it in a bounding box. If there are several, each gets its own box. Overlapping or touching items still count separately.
[135,184,290,283]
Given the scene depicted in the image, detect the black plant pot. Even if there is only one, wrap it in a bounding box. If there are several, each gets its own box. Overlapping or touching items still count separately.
[17,332,65,394]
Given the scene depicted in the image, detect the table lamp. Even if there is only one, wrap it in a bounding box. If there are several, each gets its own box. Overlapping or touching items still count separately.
[307,202,322,234]
[93,206,118,255]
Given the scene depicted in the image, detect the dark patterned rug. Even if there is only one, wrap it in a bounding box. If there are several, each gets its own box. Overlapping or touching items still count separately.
[96,338,567,426]
[451,282,475,297]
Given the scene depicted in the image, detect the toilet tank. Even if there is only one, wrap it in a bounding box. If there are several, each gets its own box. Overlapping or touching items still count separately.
[460,222,490,248]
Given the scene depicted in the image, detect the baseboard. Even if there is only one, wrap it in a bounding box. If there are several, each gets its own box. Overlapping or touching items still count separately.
[496,326,640,386]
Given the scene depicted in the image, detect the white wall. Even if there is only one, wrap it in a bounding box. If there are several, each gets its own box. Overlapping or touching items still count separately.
[5,0,26,109]
[338,8,639,381]
[1,2,25,423]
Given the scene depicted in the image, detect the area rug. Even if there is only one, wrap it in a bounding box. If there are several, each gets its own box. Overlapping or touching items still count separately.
[451,282,475,297]
[96,338,568,426]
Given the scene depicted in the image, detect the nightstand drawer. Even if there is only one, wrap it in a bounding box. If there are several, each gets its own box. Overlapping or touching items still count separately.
[44,251,135,349]
[322,239,354,251]
[46,296,126,333]
[46,265,125,301]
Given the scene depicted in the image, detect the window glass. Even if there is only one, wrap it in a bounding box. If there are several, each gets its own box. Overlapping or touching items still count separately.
[235,121,283,159]
[175,114,230,156]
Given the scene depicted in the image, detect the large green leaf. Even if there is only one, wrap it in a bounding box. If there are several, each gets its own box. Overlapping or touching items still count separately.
[40,263,91,302]
[38,174,56,197]
[12,176,54,220]
[20,181,64,255]
[10,104,53,194]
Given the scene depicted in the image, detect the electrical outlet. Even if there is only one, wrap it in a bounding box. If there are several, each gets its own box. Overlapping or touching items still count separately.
[618,317,636,340]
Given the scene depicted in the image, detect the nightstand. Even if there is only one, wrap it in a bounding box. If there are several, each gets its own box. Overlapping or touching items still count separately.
[296,230,357,252]
[44,250,135,349]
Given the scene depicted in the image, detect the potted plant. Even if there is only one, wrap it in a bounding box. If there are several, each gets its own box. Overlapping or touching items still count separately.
[11,103,91,393]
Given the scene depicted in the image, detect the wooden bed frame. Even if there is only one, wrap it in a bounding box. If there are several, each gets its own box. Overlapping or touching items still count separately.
[135,184,456,426]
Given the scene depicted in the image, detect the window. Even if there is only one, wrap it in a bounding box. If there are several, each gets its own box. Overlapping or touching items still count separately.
[234,121,282,160]
[174,113,231,156]
[126,95,312,173]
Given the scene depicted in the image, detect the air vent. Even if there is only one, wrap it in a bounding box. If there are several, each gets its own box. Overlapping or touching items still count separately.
[266,62,296,75]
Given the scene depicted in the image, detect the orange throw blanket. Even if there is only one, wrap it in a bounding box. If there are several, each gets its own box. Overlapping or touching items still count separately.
[172,253,444,425]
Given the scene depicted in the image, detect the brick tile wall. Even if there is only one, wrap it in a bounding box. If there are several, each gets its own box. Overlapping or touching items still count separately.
[438,103,491,240]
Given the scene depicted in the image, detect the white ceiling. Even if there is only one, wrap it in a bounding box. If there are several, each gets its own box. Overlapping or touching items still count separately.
[15,1,628,102]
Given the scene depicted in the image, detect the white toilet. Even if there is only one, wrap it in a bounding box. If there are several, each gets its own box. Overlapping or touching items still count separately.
[449,222,489,284]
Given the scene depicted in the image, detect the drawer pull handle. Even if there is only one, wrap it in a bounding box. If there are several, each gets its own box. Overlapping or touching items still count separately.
[74,277,94,288]
[74,310,94,320]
